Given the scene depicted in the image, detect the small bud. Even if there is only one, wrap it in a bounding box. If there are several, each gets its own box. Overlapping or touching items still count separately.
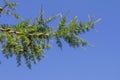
[45,33,49,36]
[8,30,14,34]
[0,7,3,13]
[36,33,44,37]
[15,32,23,35]
[6,28,11,31]
[19,49,24,52]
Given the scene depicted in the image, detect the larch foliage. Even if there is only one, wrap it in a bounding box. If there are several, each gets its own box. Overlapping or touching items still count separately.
[0,0,101,69]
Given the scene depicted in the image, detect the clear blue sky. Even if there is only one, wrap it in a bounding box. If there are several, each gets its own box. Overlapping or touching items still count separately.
[0,0,120,80]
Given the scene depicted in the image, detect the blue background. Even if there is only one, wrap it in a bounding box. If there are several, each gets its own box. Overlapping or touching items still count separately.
[0,0,120,80]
